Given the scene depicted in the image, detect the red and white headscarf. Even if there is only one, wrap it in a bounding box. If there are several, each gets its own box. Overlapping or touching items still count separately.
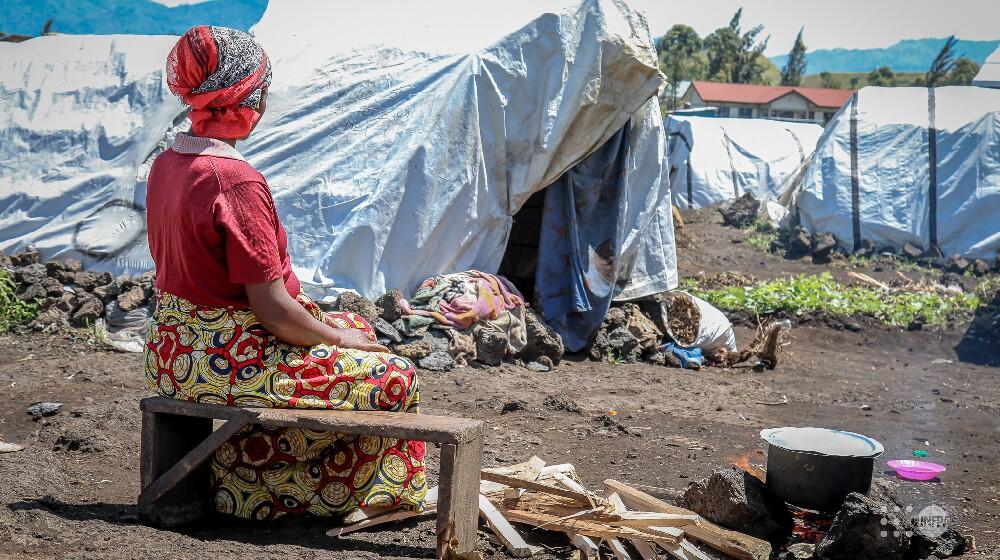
[167,26,272,139]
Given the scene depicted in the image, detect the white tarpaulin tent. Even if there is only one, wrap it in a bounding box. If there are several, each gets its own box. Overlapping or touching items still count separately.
[973,46,1000,88]
[791,86,1000,259]
[0,0,677,305]
[665,115,822,209]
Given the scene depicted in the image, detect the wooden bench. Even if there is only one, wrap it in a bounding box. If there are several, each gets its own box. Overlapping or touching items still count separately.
[138,396,484,559]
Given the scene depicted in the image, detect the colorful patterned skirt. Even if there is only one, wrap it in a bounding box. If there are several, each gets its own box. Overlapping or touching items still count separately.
[144,290,426,520]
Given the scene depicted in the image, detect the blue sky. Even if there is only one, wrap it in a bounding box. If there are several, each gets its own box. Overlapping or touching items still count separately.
[150,0,1000,56]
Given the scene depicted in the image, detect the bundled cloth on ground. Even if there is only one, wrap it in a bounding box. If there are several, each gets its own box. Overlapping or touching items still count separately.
[785,86,1000,259]
[0,0,678,321]
[401,270,527,356]
[666,116,822,209]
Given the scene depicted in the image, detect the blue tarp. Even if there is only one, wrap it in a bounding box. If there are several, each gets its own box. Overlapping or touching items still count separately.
[536,123,631,351]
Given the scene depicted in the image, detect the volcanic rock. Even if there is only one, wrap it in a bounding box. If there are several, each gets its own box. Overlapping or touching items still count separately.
[39,277,64,297]
[72,270,113,292]
[116,285,147,312]
[719,193,761,228]
[944,255,970,274]
[418,351,454,372]
[394,339,432,361]
[475,327,506,366]
[27,402,63,418]
[811,232,838,264]
[334,291,379,324]
[815,492,909,560]
[682,468,793,543]
[786,226,813,259]
[373,318,402,344]
[71,292,104,327]
[375,290,405,323]
[518,308,564,364]
[902,243,923,260]
[970,259,990,277]
[14,263,47,285]
[18,282,47,302]
[10,246,41,266]
[853,239,876,258]
[543,395,581,414]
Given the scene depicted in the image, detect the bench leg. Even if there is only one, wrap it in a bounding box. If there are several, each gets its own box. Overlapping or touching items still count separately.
[436,435,484,559]
[139,410,215,527]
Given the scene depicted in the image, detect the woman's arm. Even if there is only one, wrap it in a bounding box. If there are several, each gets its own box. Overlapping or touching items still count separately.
[246,279,388,352]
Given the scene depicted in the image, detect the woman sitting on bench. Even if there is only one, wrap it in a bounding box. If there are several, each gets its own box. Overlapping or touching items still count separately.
[143,26,426,521]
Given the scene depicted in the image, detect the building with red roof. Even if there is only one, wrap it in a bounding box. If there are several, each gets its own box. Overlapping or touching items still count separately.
[679,81,856,123]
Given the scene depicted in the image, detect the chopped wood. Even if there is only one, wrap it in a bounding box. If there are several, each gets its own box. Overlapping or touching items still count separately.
[613,511,701,528]
[847,270,890,290]
[497,506,681,548]
[481,471,595,506]
[606,493,657,560]
[478,494,540,558]
[607,537,634,560]
[327,507,433,537]
[604,479,771,560]
[569,533,600,558]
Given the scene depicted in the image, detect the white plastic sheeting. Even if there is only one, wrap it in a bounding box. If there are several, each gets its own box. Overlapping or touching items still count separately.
[665,115,822,209]
[973,46,1000,88]
[792,86,1000,259]
[0,0,678,301]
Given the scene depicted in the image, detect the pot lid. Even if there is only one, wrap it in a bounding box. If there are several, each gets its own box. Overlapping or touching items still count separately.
[760,427,884,458]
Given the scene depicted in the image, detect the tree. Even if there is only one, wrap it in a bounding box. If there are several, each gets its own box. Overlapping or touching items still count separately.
[867,66,897,87]
[819,71,840,89]
[926,35,958,87]
[705,8,771,84]
[780,29,807,86]
[704,26,740,80]
[849,76,862,89]
[946,57,980,85]
[657,24,704,109]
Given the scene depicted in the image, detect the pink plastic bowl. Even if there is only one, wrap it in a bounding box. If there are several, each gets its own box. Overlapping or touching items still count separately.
[887,459,946,481]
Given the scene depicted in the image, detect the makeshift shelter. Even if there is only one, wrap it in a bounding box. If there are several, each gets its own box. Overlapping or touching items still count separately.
[665,115,822,209]
[789,86,1000,259]
[972,46,1000,88]
[0,0,677,350]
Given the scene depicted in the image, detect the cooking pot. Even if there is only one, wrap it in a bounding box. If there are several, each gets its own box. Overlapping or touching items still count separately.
[760,427,884,512]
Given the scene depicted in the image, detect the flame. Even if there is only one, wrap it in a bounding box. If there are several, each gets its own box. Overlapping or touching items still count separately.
[727,452,766,481]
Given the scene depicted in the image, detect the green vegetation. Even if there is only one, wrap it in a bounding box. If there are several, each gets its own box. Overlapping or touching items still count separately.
[686,272,981,327]
[0,269,39,333]
[744,221,782,253]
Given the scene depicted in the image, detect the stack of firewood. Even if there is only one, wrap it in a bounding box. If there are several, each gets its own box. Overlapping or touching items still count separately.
[330,456,771,560]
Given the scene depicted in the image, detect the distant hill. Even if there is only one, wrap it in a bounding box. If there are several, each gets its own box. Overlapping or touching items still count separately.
[0,0,267,36]
[770,38,1000,74]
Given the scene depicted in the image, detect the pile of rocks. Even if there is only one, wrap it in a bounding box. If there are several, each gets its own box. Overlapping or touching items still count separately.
[3,247,154,330]
[586,303,665,364]
[679,469,967,560]
[782,225,997,274]
[322,290,565,372]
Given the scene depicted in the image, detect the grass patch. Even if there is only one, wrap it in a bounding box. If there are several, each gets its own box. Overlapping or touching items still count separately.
[743,221,782,254]
[0,269,40,332]
[686,272,980,327]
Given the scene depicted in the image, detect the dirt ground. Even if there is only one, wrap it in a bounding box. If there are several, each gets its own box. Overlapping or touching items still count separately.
[1,208,998,559]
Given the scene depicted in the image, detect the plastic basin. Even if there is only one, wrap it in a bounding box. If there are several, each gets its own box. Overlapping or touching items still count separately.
[887,459,946,481]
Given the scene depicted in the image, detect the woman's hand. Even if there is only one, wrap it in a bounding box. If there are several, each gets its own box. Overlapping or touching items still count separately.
[331,328,389,353]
